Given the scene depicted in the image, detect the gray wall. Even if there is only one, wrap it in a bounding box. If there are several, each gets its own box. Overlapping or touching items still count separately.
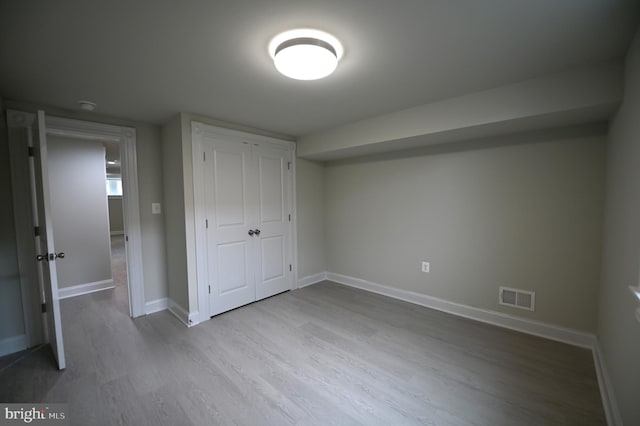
[133,124,167,302]
[161,114,190,310]
[0,98,25,342]
[325,130,605,332]
[48,136,112,288]
[108,197,124,234]
[295,158,327,279]
[597,28,640,425]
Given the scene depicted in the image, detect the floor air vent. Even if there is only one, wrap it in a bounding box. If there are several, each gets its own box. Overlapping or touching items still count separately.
[499,286,535,311]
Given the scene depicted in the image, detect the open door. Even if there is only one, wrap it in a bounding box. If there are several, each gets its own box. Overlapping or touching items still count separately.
[30,110,66,370]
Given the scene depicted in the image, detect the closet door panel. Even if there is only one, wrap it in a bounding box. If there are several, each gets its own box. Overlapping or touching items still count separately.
[255,145,291,300]
[260,236,285,282]
[215,150,248,226]
[207,140,256,315]
[217,241,249,294]
[258,155,284,223]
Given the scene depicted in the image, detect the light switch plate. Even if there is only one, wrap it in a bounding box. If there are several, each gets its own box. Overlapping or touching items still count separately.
[152,203,161,214]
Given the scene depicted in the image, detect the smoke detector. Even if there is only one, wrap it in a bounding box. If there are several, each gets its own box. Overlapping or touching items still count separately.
[77,101,97,111]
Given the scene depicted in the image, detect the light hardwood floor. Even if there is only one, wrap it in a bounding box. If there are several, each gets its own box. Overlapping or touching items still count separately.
[1,273,604,424]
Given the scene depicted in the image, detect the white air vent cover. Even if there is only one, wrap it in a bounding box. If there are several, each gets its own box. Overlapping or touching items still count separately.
[499,286,535,311]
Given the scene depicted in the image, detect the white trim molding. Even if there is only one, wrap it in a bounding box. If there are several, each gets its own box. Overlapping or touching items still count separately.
[7,110,43,349]
[0,335,28,358]
[325,272,596,349]
[297,272,327,288]
[168,299,199,328]
[7,110,43,352]
[145,298,169,315]
[58,279,114,299]
[592,341,622,426]
[119,126,146,318]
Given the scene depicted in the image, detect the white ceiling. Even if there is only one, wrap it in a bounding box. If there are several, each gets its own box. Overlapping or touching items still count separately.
[0,0,637,137]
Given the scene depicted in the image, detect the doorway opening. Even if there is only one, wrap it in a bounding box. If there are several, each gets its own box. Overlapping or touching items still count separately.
[7,110,146,369]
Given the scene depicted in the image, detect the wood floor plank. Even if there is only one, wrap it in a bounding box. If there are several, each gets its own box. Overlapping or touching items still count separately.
[0,262,605,425]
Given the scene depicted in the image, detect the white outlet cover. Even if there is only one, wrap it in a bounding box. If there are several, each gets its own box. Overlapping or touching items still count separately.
[152,203,161,214]
[421,261,430,273]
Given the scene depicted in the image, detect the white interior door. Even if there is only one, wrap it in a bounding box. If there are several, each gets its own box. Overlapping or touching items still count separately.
[31,110,66,370]
[207,139,256,316]
[254,145,291,300]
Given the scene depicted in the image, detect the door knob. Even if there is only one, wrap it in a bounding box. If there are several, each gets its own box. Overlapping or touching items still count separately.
[254,229,261,236]
[248,229,255,236]
[55,252,65,259]
[36,254,48,262]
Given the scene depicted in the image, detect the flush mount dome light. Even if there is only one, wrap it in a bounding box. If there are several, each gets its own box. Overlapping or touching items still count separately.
[269,29,343,80]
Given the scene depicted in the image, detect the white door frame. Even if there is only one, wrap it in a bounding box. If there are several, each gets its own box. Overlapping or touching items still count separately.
[191,121,296,323]
[7,112,43,349]
[7,110,146,327]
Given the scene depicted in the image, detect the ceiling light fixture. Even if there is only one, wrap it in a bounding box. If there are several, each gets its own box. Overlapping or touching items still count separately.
[269,29,343,80]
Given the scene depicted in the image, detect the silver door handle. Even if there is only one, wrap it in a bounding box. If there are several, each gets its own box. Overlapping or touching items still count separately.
[36,254,48,262]
[254,229,260,236]
[55,252,65,259]
[248,229,255,236]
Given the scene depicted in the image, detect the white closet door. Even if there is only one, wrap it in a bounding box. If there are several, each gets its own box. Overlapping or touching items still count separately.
[254,145,291,300]
[207,139,256,316]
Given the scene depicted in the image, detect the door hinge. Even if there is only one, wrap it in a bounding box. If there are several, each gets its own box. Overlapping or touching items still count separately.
[206,219,209,229]
[208,285,211,294]
[287,161,291,170]
[288,214,291,222]
[28,146,35,157]
[289,264,292,272]
[41,303,46,313]
[34,226,40,236]
[203,151,206,162]
[125,235,128,242]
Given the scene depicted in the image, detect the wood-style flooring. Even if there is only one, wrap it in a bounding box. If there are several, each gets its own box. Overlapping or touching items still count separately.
[0,245,605,424]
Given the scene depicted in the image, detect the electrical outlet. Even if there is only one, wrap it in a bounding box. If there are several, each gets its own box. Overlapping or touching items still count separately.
[421,261,430,273]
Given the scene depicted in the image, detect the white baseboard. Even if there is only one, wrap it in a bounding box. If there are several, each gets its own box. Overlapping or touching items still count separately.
[168,299,199,328]
[145,298,168,315]
[592,341,622,426]
[0,334,28,357]
[297,272,327,288]
[325,272,596,349]
[110,231,125,236]
[58,279,115,299]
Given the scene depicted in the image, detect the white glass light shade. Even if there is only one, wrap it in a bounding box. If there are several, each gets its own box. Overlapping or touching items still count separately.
[274,40,337,80]
[270,30,343,81]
